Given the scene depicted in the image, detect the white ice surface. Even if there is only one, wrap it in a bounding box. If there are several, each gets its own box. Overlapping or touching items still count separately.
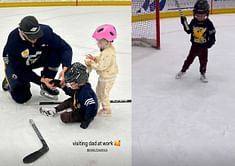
[0,6,131,166]
[133,14,235,166]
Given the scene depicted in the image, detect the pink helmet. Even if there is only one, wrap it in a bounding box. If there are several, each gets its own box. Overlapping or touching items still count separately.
[92,24,117,42]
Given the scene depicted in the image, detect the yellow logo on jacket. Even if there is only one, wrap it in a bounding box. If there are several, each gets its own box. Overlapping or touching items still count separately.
[21,49,29,58]
[193,26,207,44]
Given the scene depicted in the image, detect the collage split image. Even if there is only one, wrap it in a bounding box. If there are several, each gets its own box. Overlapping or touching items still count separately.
[0,0,235,166]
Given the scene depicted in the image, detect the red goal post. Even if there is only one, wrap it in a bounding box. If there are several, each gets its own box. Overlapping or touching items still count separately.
[132,0,160,49]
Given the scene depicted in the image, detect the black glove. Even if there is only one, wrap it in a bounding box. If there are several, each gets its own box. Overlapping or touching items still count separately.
[49,79,61,87]
[180,16,187,25]
[80,118,94,129]
[80,120,91,129]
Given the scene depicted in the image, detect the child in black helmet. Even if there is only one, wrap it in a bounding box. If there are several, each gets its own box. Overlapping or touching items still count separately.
[39,62,98,129]
[176,0,216,83]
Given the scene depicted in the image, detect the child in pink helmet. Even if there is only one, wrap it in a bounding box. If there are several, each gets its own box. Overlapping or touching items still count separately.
[85,24,118,116]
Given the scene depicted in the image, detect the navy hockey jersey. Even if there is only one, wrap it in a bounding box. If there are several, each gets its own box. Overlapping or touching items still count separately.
[183,18,216,48]
[62,83,98,121]
[3,24,72,85]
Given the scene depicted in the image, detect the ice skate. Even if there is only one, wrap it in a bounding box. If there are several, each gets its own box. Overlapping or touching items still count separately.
[175,71,185,79]
[200,74,208,83]
[39,107,57,117]
[2,77,9,91]
[40,83,59,100]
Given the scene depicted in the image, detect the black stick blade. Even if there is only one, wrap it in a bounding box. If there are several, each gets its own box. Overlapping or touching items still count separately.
[23,119,49,164]
[23,147,49,163]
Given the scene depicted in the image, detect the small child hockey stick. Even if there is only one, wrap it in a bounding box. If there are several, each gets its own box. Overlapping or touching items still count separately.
[23,119,49,163]
[174,0,190,31]
[174,0,184,16]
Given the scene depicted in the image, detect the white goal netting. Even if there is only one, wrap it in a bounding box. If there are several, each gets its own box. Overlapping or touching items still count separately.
[132,0,160,48]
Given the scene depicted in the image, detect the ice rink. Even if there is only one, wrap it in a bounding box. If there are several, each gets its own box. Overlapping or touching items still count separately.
[133,14,235,166]
[0,6,131,166]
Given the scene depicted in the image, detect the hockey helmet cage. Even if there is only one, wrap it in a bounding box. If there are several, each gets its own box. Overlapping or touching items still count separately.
[92,24,117,42]
[193,0,210,15]
[64,62,89,84]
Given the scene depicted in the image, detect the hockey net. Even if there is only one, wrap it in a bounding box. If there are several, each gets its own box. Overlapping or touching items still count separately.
[132,0,160,49]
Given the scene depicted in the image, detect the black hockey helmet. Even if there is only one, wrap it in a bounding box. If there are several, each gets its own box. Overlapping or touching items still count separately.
[64,62,89,84]
[193,0,210,15]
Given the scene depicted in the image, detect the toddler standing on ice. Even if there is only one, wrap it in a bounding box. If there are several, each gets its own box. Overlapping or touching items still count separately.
[176,0,216,83]
[85,24,118,116]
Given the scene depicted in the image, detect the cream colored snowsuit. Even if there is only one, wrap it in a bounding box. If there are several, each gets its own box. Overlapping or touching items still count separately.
[89,44,118,110]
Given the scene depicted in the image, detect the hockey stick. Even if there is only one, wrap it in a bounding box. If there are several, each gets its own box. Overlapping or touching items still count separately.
[110,99,131,103]
[39,99,132,105]
[174,0,184,16]
[23,119,49,163]
[174,0,190,31]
